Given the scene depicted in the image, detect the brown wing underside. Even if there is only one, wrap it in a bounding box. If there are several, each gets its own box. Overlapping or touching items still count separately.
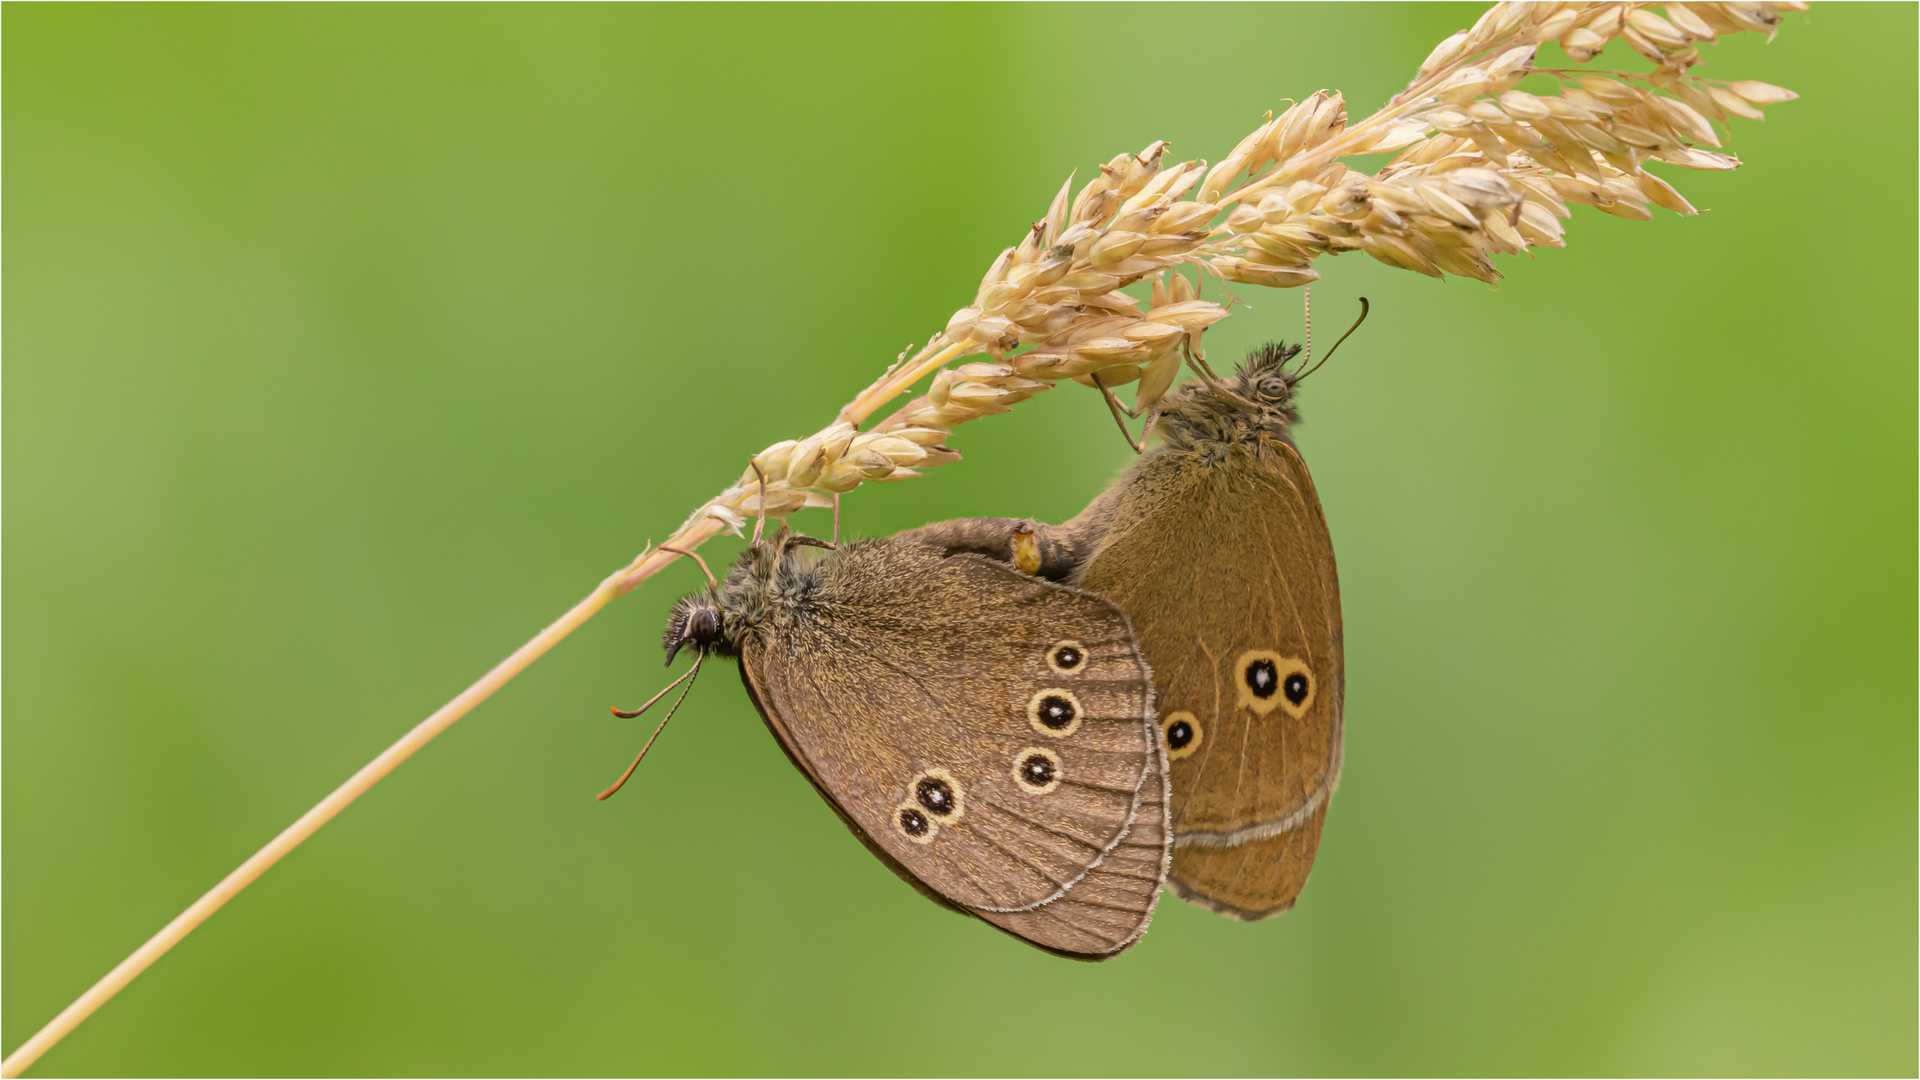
[1167,805,1326,921]
[974,724,1169,958]
[1073,441,1344,919]
[741,541,1168,955]
[747,660,1168,957]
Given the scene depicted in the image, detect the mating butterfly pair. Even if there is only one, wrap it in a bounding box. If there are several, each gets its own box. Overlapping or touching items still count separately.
[611,344,1341,959]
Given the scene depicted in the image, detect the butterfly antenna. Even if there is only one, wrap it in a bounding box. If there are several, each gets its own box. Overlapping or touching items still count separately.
[1299,283,1314,375]
[609,652,702,718]
[1295,297,1369,382]
[599,650,706,800]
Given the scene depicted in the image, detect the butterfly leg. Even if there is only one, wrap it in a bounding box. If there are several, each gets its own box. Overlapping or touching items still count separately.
[1182,343,1256,409]
[1185,343,1228,387]
[1090,371,1148,455]
[659,544,716,587]
[748,460,769,551]
[774,494,838,552]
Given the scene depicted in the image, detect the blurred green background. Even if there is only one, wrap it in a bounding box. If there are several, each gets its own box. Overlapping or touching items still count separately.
[5,4,1913,1075]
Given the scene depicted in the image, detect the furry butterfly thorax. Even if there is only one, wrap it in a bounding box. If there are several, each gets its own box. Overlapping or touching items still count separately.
[660,533,813,663]
[1151,341,1305,456]
[907,341,1313,582]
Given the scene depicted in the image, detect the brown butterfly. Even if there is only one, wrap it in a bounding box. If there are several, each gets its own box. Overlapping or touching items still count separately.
[603,529,1170,959]
[908,330,1353,921]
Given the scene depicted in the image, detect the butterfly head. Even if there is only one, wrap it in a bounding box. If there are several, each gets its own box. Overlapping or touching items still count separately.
[1157,341,1304,450]
[663,593,731,664]
[1237,342,1307,418]
[663,529,829,662]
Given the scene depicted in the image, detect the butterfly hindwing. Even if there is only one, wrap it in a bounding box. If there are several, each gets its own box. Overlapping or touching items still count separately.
[1072,438,1344,920]
[975,722,1170,957]
[741,540,1163,917]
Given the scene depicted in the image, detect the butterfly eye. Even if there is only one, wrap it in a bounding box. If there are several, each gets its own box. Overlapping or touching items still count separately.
[1046,640,1087,674]
[1161,710,1203,761]
[895,804,937,844]
[909,768,965,821]
[1234,651,1315,718]
[1027,689,1083,737]
[1012,747,1062,794]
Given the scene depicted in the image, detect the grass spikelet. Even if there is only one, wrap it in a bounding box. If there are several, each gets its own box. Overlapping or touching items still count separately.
[674,1,1802,552]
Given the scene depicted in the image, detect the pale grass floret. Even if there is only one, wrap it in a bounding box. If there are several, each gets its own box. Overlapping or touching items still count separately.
[677,0,1802,551]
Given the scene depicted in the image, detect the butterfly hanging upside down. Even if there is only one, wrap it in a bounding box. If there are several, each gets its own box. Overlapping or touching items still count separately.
[603,336,1348,954]
[606,527,1172,960]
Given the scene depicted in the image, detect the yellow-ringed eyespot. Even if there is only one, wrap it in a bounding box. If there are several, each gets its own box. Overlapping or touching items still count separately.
[908,768,965,822]
[895,803,938,844]
[1161,710,1203,761]
[1012,747,1062,794]
[1027,688,1083,737]
[1045,640,1087,674]
[1234,650,1315,718]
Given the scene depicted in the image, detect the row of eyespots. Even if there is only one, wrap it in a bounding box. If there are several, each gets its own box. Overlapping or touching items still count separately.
[1234,651,1316,719]
[1032,641,1091,739]
[1157,652,1315,762]
[893,746,1071,844]
[896,769,963,845]
[894,642,1099,841]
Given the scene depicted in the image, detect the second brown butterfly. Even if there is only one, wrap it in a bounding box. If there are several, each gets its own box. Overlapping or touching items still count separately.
[910,338,1346,921]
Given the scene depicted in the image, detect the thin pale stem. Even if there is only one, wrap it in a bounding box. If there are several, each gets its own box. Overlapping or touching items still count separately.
[835,338,969,427]
[3,571,629,1075]
[5,312,954,1070]
[2,485,720,1074]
